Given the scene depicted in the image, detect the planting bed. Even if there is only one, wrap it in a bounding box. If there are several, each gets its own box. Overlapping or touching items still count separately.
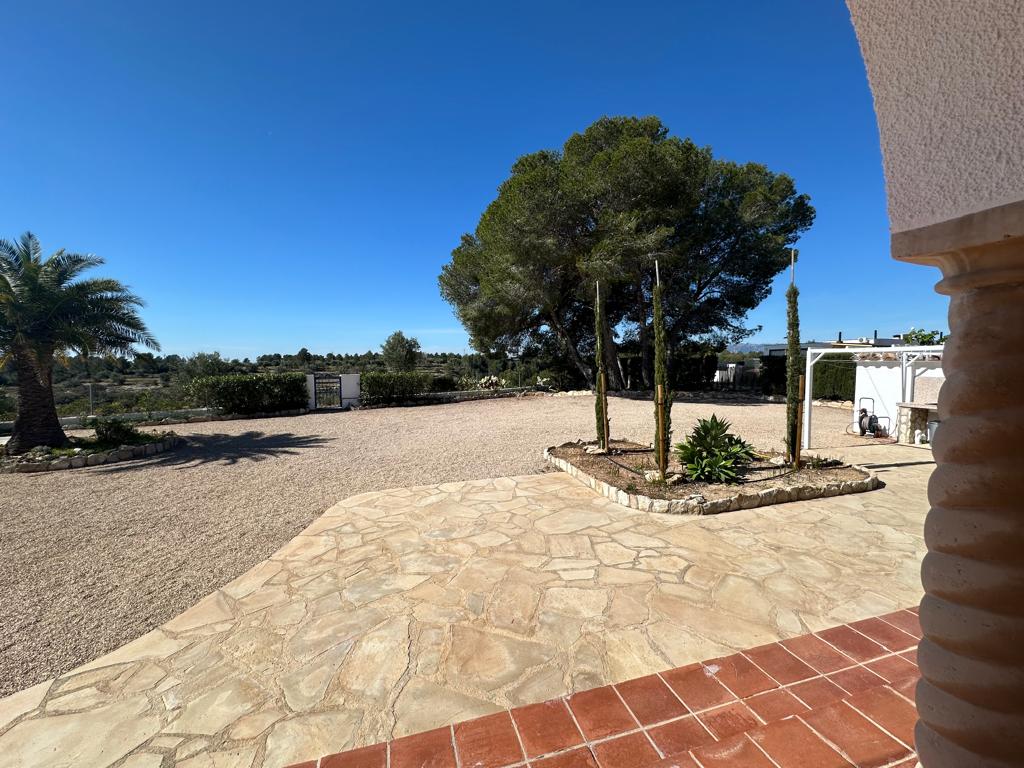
[546,439,879,515]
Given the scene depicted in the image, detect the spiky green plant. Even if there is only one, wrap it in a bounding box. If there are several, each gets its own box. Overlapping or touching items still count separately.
[0,233,158,453]
[674,414,755,483]
[653,279,671,475]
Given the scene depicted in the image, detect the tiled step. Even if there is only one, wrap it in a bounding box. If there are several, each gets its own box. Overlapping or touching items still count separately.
[287,608,922,768]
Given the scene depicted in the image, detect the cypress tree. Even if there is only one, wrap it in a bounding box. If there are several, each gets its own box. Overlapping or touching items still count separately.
[594,282,608,449]
[785,281,801,461]
[653,272,671,476]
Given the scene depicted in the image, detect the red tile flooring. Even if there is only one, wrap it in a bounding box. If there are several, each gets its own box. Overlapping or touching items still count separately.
[287,608,921,768]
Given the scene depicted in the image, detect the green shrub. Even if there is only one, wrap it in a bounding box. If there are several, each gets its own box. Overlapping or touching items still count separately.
[429,374,459,393]
[759,353,855,401]
[186,373,307,415]
[85,416,148,445]
[0,392,15,419]
[360,371,432,405]
[674,414,755,483]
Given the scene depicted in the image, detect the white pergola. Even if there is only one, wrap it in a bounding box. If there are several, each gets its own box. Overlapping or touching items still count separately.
[801,344,945,449]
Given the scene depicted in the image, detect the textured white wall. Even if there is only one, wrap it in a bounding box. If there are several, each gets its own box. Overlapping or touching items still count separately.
[847,0,1024,233]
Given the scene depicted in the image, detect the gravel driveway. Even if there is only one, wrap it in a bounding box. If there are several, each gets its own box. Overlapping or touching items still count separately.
[0,395,854,696]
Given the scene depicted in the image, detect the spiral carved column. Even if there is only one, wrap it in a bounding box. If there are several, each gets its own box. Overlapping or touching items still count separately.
[913,237,1024,767]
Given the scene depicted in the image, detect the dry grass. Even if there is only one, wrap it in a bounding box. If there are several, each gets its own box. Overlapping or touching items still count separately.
[0,394,853,695]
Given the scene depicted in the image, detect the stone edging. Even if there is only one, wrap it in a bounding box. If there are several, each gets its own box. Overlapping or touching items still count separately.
[2,436,185,474]
[543,447,880,515]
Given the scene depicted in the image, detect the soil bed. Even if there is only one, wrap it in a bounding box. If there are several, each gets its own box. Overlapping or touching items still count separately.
[547,439,876,512]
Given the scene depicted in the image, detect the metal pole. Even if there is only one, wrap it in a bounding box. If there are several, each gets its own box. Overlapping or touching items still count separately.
[802,353,814,450]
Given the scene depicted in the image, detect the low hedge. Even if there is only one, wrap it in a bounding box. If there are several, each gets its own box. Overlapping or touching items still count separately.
[361,371,432,405]
[760,353,855,400]
[187,373,308,415]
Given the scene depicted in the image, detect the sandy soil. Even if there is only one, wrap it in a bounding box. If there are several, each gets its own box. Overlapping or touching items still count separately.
[0,395,854,696]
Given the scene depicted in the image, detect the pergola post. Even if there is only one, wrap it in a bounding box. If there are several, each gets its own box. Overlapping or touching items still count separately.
[801,350,814,450]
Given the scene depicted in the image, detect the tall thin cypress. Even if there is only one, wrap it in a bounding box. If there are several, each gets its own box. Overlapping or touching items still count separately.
[594,282,609,449]
[653,263,671,477]
[785,251,801,461]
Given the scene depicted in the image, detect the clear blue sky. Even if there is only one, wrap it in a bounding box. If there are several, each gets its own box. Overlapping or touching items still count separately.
[2,0,948,358]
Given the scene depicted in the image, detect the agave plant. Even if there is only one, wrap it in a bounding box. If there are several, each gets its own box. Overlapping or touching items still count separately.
[674,413,755,483]
[0,233,158,453]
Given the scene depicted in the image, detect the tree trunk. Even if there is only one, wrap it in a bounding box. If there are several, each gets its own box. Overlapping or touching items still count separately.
[6,348,68,454]
[637,282,652,389]
[600,316,626,391]
[548,315,593,387]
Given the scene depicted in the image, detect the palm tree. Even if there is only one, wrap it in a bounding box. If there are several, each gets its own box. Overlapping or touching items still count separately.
[0,233,158,454]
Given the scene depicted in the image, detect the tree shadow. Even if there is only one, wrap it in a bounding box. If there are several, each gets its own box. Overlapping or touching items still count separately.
[95,431,331,472]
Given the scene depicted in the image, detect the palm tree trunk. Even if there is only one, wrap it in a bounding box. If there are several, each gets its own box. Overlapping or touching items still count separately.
[6,349,68,454]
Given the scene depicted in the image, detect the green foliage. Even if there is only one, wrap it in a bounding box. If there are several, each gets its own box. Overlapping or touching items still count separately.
[439,116,815,388]
[785,282,801,461]
[85,416,148,446]
[674,414,755,484]
[0,232,159,452]
[0,392,14,419]
[381,331,422,372]
[653,280,671,474]
[594,284,608,448]
[360,371,432,405]
[429,374,459,392]
[902,328,945,345]
[186,373,307,415]
[760,353,854,401]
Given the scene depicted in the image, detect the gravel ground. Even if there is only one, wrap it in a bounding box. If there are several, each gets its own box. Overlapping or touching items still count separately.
[0,395,854,696]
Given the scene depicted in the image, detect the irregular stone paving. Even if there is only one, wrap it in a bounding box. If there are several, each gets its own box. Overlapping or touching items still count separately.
[0,444,929,768]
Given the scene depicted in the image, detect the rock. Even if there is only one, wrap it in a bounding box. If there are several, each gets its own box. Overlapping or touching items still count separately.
[70,456,86,469]
[643,470,662,483]
[665,474,683,485]
[48,458,70,471]
[584,445,607,455]
[769,456,787,466]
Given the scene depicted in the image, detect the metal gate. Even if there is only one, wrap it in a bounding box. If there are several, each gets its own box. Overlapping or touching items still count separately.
[313,375,342,408]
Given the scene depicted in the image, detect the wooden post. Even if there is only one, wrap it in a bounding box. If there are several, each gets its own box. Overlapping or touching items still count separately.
[794,374,805,469]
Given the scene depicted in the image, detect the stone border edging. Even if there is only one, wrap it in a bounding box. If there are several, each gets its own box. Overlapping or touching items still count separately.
[2,435,185,474]
[543,446,880,515]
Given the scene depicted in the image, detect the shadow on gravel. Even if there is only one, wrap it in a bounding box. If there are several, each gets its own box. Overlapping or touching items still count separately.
[97,431,331,472]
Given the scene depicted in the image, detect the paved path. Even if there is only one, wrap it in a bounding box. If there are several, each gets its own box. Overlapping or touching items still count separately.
[0,443,928,768]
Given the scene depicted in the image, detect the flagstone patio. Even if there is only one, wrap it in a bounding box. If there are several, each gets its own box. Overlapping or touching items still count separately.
[0,444,929,768]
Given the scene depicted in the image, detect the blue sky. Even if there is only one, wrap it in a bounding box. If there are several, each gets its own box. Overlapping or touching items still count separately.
[2,1,948,358]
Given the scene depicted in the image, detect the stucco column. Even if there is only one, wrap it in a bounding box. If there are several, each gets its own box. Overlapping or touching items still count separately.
[900,231,1024,766]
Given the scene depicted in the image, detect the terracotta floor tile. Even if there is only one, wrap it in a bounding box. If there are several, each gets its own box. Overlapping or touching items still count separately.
[907,606,920,615]
[747,718,853,768]
[743,643,818,685]
[703,653,777,698]
[816,625,888,662]
[591,732,659,768]
[781,634,856,674]
[789,677,848,709]
[661,664,736,713]
[321,743,387,768]
[845,686,918,747]
[568,687,637,741]
[745,688,809,723]
[647,716,715,756]
[529,747,598,768]
[899,648,918,666]
[828,665,888,695]
[390,726,457,768]
[801,702,910,767]
[455,712,525,768]
[285,762,317,768]
[848,618,918,653]
[866,655,919,685]
[615,675,687,726]
[697,701,761,740]
[879,610,923,640]
[690,734,775,767]
[891,759,920,767]
[643,756,700,768]
[891,675,918,702]
[512,699,584,758]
